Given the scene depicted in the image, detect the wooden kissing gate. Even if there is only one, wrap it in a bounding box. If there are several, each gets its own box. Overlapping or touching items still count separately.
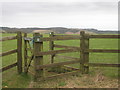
[23,31,120,81]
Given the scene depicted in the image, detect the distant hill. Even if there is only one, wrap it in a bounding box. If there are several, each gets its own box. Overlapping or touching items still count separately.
[0,27,119,34]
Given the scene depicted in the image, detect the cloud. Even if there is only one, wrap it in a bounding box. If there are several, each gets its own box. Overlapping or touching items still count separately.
[2,2,117,14]
[1,2,118,30]
[0,0,119,2]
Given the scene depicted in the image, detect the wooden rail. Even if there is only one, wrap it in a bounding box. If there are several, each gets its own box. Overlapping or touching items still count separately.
[28,70,35,76]
[1,31,22,74]
[85,49,120,53]
[0,36,17,41]
[63,65,79,71]
[42,70,80,80]
[24,35,120,42]
[34,49,79,56]
[0,62,17,72]
[55,55,80,61]
[89,63,120,67]
[0,49,17,56]
[54,44,80,50]
[54,35,80,37]
[35,35,81,42]
[89,35,120,38]
[36,60,80,70]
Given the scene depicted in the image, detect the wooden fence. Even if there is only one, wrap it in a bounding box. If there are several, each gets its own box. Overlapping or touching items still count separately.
[24,31,120,81]
[1,31,119,81]
[0,32,22,74]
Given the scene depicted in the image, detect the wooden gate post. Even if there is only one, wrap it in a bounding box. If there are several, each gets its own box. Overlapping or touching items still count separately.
[80,31,89,74]
[84,33,89,74]
[17,31,22,74]
[24,33,28,73]
[49,32,55,63]
[33,33,44,81]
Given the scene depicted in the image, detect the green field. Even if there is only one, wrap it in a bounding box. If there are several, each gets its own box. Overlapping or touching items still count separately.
[1,33,119,88]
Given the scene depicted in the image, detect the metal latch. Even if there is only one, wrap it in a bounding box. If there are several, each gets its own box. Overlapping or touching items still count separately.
[33,36,42,42]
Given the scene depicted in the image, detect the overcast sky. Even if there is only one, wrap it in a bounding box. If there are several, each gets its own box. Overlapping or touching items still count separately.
[0,0,118,30]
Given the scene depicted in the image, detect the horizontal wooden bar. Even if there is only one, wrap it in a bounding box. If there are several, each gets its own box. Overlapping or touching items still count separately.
[54,44,80,50]
[0,62,17,72]
[42,70,80,80]
[89,35,120,38]
[36,60,80,70]
[28,70,35,76]
[39,36,81,42]
[55,55,80,61]
[0,49,17,57]
[85,49,120,53]
[34,49,79,56]
[63,65,79,71]
[24,37,32,41]
[0,36,17,41]
[54,35,80,37]
[89,63,120,67]
[30,64,34,68]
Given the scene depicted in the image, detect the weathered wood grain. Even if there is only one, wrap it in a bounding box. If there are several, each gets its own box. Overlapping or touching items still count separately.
[33,33,44,81]
[0,49,17,57]
[80,31,85,74]
[34,49,79,56]
[84,34,89,73]
[0,62,17,72]
[17,31,22,74]
[89,35,120,38]
[38,35,81,42]
[54,35,80,37]
[85,49,120,53]
[89,63,120,67]
[54,44,80,50]
[28,70,35,76]
[49,32,55,63]
[42,70,80,80]
[55,55,80,61]
[24,33,28,73]
[63,65,79,71]
[37,60,80,70]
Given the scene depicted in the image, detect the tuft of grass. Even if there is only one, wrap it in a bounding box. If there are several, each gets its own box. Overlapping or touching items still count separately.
[58,82,66,87]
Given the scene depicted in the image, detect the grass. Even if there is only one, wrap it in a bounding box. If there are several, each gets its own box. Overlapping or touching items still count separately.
[1,33,119,88]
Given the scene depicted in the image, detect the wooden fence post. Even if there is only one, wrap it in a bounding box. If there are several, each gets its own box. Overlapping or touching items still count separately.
[17,31,22,74]
[33,33,44,81]
[84,34,89,74]
[24,33,28,73]
[49,32,55,63]
[80,31,89,74]
[80,31,85,74]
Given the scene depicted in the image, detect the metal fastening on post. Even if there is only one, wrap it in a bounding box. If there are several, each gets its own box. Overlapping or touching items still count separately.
[33,36,42,42]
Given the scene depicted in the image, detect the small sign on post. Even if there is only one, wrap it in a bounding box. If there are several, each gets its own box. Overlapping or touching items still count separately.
[33,36,42,43]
